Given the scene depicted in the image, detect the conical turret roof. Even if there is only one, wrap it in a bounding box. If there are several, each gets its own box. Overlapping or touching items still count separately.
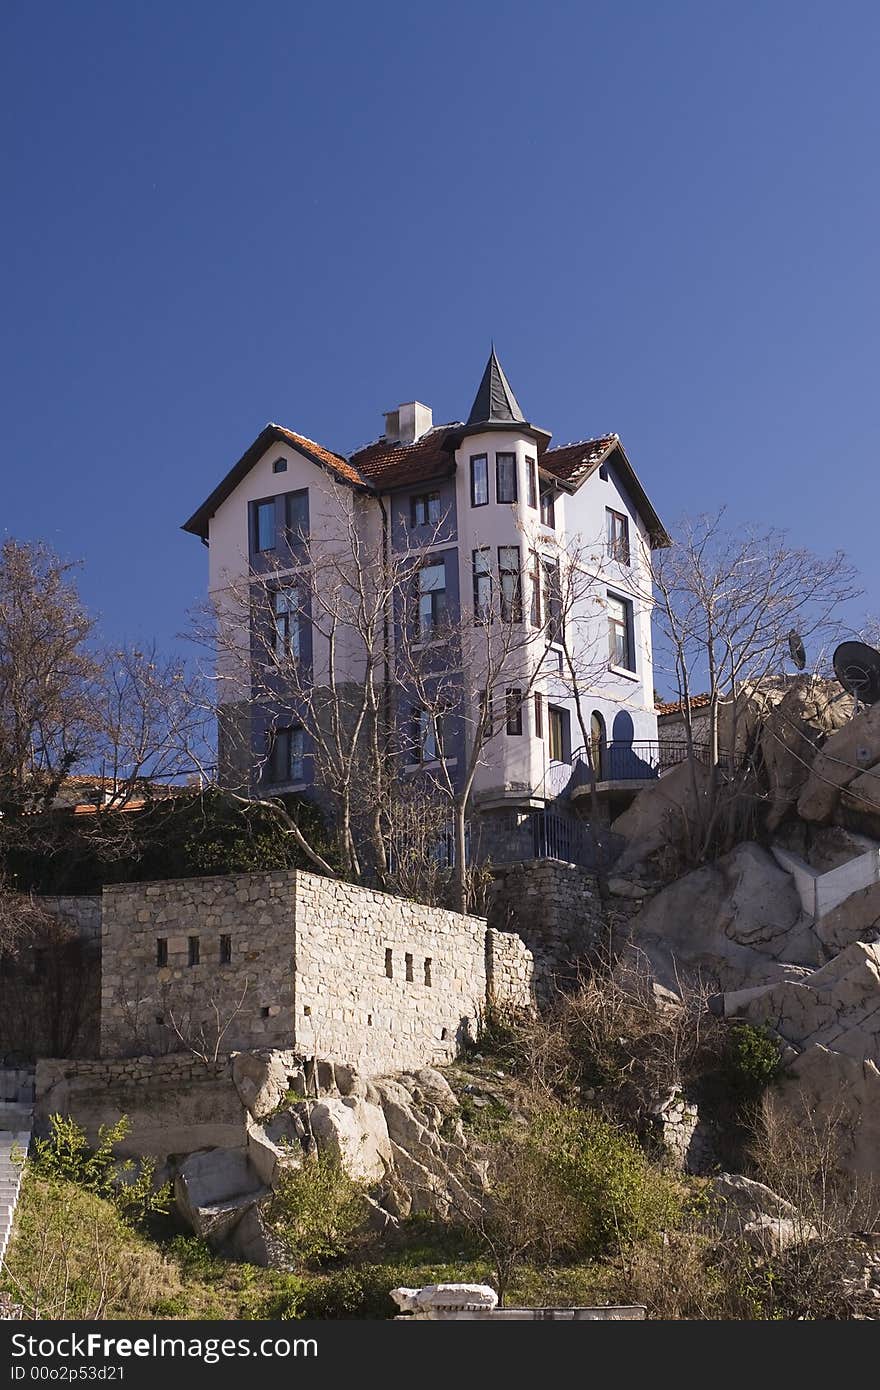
[466,347,526,426]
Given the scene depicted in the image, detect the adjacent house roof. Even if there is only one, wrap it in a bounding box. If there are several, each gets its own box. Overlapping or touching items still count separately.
[655,693,713,716]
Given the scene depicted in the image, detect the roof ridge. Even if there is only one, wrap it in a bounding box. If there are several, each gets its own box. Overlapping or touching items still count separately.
[545,433,618,452]
[269,422,348,463]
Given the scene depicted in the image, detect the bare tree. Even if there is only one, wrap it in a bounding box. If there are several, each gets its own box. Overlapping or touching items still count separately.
[649,511,861,860]
[201,485,434,882]
[166,978,251,1067]
[0,539,98,816]
[90,641,209,809]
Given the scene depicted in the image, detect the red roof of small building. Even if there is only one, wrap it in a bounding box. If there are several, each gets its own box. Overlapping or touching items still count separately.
[655,693,713,716]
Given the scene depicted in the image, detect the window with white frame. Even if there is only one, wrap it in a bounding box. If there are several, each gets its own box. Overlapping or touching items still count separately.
[542,559,562,642]
[472,548,492,623]
[273,587,301,659]
[498,545,522,622]
[416,561,447,641]
[529,549,542,627]
[607,592,635,671]
[411,491,441,528]
[526,456,538,509]
[505,687,523,735]
[540,482,556,528]
[606,508,630,565]
[412,707,442,763]
[470,455,489,507]
[496,452,517,504]
[252,499,276,553]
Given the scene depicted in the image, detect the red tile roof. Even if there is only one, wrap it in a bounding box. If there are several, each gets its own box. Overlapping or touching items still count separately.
[272,427,365,488]
[655,693,713,716]
[350,427,458,490]
[540,435,618,486]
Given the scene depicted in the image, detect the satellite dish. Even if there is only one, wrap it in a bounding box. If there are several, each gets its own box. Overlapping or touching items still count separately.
[788,630,806,670]
[833,641,880,706]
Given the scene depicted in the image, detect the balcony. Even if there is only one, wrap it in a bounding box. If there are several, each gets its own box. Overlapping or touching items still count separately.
[540,739,734,802]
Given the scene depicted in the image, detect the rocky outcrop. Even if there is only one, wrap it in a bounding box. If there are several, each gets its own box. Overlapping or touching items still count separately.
[307,1098,392,1185]
[615,842,820,995]
[718,944,880,1181]
[797,703,880,825]
[156,1055,485,1262]
[730,678,853,832]
[723,942,880,1063]
[610,760,712,875]
[707,1173,816,1254]
[231,1050,305,1120]
[816,880,880,954]
[174,1147,269,1248]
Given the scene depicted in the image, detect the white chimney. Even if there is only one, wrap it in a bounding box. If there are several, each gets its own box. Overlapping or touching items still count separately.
[384,401,432,445]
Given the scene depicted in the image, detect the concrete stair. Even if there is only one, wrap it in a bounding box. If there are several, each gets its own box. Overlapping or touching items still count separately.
[0,1130,30,1269]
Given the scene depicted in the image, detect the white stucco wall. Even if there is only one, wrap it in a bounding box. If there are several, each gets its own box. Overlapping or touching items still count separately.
[198,418,663,806]
[437,430,659,800]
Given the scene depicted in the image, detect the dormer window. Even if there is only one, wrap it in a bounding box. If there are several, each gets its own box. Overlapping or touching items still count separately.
[496,453,517,504]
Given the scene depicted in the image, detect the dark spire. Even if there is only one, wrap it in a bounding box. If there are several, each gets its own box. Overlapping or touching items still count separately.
[466,347,526,426]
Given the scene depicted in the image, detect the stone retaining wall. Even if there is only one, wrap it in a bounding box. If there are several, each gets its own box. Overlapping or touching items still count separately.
[487,859,602,999]
[35,1054,243,1160]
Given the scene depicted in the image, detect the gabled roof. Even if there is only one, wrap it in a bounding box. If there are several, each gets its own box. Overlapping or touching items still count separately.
[350,426,458,490]
[181,355,669,543]
[541,435,671,549]
[467,347,526,426]
[181,424,366,540]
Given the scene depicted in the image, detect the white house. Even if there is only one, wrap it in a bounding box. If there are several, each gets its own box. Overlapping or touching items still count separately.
[182,349,669,854]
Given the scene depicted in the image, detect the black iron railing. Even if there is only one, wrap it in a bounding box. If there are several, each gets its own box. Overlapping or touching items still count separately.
[534,739,744,802]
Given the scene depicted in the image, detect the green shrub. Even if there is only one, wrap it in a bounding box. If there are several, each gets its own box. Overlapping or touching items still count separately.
[31,1114,169,1226]
[263,1154,368,1267]
[527,1106,683,1259]
[720,1023,784,1103]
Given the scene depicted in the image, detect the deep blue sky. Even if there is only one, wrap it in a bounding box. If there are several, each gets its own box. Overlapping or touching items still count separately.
[2,2,878,655]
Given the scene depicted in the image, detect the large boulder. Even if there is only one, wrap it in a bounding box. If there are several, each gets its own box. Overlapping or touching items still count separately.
[798,703,880,825]
[391,1284,498,1315]
[709,1172,797,1229]
[231,1050,305,1121]
[772,1045,880,1182]
[611,759,712,874]
[724,942,880,1063]
[307,1097,392,1184]
[246,1110,307,1187]
[815,879,880,954]
[731,678,853,832]
[174,1147,268,1245]
[842,763,880,834]
[615,842,819,995]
